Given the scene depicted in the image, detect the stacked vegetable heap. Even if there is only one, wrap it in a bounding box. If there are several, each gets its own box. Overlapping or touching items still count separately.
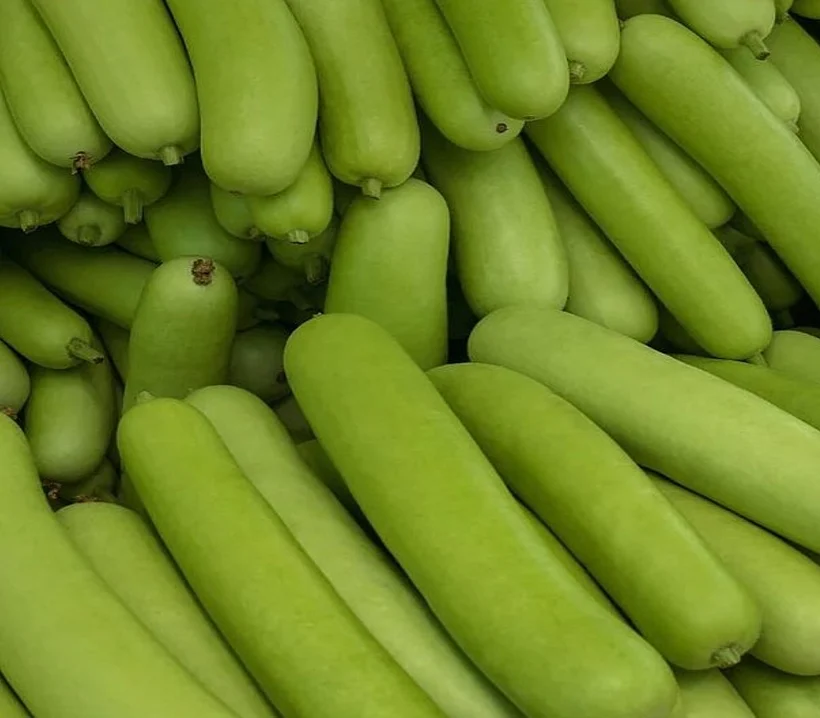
[5,0,820,716]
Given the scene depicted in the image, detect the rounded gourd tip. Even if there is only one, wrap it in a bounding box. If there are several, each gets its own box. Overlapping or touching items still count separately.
[158,145,184,166]
[72,152,92,174]
[67,338,105,365]
[711,644,745,669]
[190,257,216,286]
[287,229,310,245]
[77,225,103,247]
[568,60,587,83]
[122,188,144,224]
[741,31,770,60]
[361,178,382,199]
[17,209,40,233]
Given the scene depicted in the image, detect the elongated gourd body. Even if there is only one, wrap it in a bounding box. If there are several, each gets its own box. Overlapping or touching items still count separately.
[726,659,820,718]
[7,233,155,329]
[0,0,111,169]
[0,413,241,718]
[542,0,621,84]
[615,0,672,18]
[534,162,658,342]
[422,125,568,317]
[58,502,277,718]
[673,669,756,718]
[210,186,263,241]
[118,397,447,718]
[325,180,449,369]
[526,85,770,359]
[31,0,199,163]
[284,313,679,718]
[432,0,569,120]
[762,329,820,384]
[123,257,237,412]
[429,362,760,670]
[166,0,317,195]
[58,190,127,248]
[283,0,419,197]
[792,0,820,17]
[611,15,820,313]
[468,307,820,555]
[0,676,27,718]
[186,385,524,718]
[0,341,29,418]
[117,223,160,262]
[381,0,522,151]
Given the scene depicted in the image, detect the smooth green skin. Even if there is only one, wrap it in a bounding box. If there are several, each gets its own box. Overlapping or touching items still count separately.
[284,313,678,718]
[267,217,338,285]
[599,82,735,229]
[84,149,173,224]
[721,48,801,127]
[656,476,820,675]
[615,0,672,18]
[381,0,522,151]
[187,386,523,718]
[0,676,28,717]
[0,0,110,169]
[145,165,262,280]
[58,191,127,247]
[543,0,621,84]
[0,414,241,718]
[8,232,155,329]
[273,395,314,443]
[432,0,569,120]
[0,341,29,417]
[726,659,820,718]
[535,162,658,342]
[611,17,820,314]
[658,308,706,356]
[228,326,290,404]
[0,88,80,230]
[118,397,446,718]
[243,257,306,304]
[469,307,820,554]
[762,330,820,384]
[123,257,237,412]
[25,351,115,484]
[429,363,760,670]
[166,0,316,195]
[527,85,769,359]
[776,0,795,20]
[295,439,362,519]
[97,320,130,382]
[676,355,820,432]
[116,223,160,263]
[59,502,277,718]
[792,0,820,17]
[283,0,419,194]
[0,260,96,369]
[422,127,568,318]
[673,669,755,718]
[768,18,820,161]
[58,458,117,502]
[325,180,449,369]
[211,185,263,241]
[666,0,775,53]
[247,143,334,242]
[715,226,803,311]
[31,0,199,162]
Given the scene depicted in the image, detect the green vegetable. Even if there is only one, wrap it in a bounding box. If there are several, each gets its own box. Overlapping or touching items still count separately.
[598,82,735,229]
[421,125,568,317]
[58,458,118,503]
[123,257,237,412]
[611,15,820,315]
[429,362,760,669]
[0,0,111,170]
[0,341,29,418]
[267,217,338,285]
[118,396,447,718]
[7,232,155,329]
[210,185,263,241]
[0,675,28,717]
[243,256,308,306]
[84,149,173,224]
[542,0,621,84]
[526,85,769,359]
[0,413,241,718]
[325,180,448,369]
[228,325,290,404]
[273,395,314,443]
[666,0,775,57]
[145,164,262,280]
[31,0,199,163]
[432,0,569,120]
[0,259,102,369]
[468,307,820,555]
[58,190,127,247]
[614,0,672,18]
[284,313,678,718]
[25,344,115,484]
[381,0,522,151]
[673,669,755,718]
[59,502,277,718]
[283,0,418,197]
[775,0,795,21]
[534,161,658,342]
[236,288,264,331]
[295,439,360,517]
[792,0,820,17]
[762,330,820,383]
[96,319,130,382]
[187,385,523,718]
[116,223,160,262]
[165,0,316,195]
[726,658,820,717]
